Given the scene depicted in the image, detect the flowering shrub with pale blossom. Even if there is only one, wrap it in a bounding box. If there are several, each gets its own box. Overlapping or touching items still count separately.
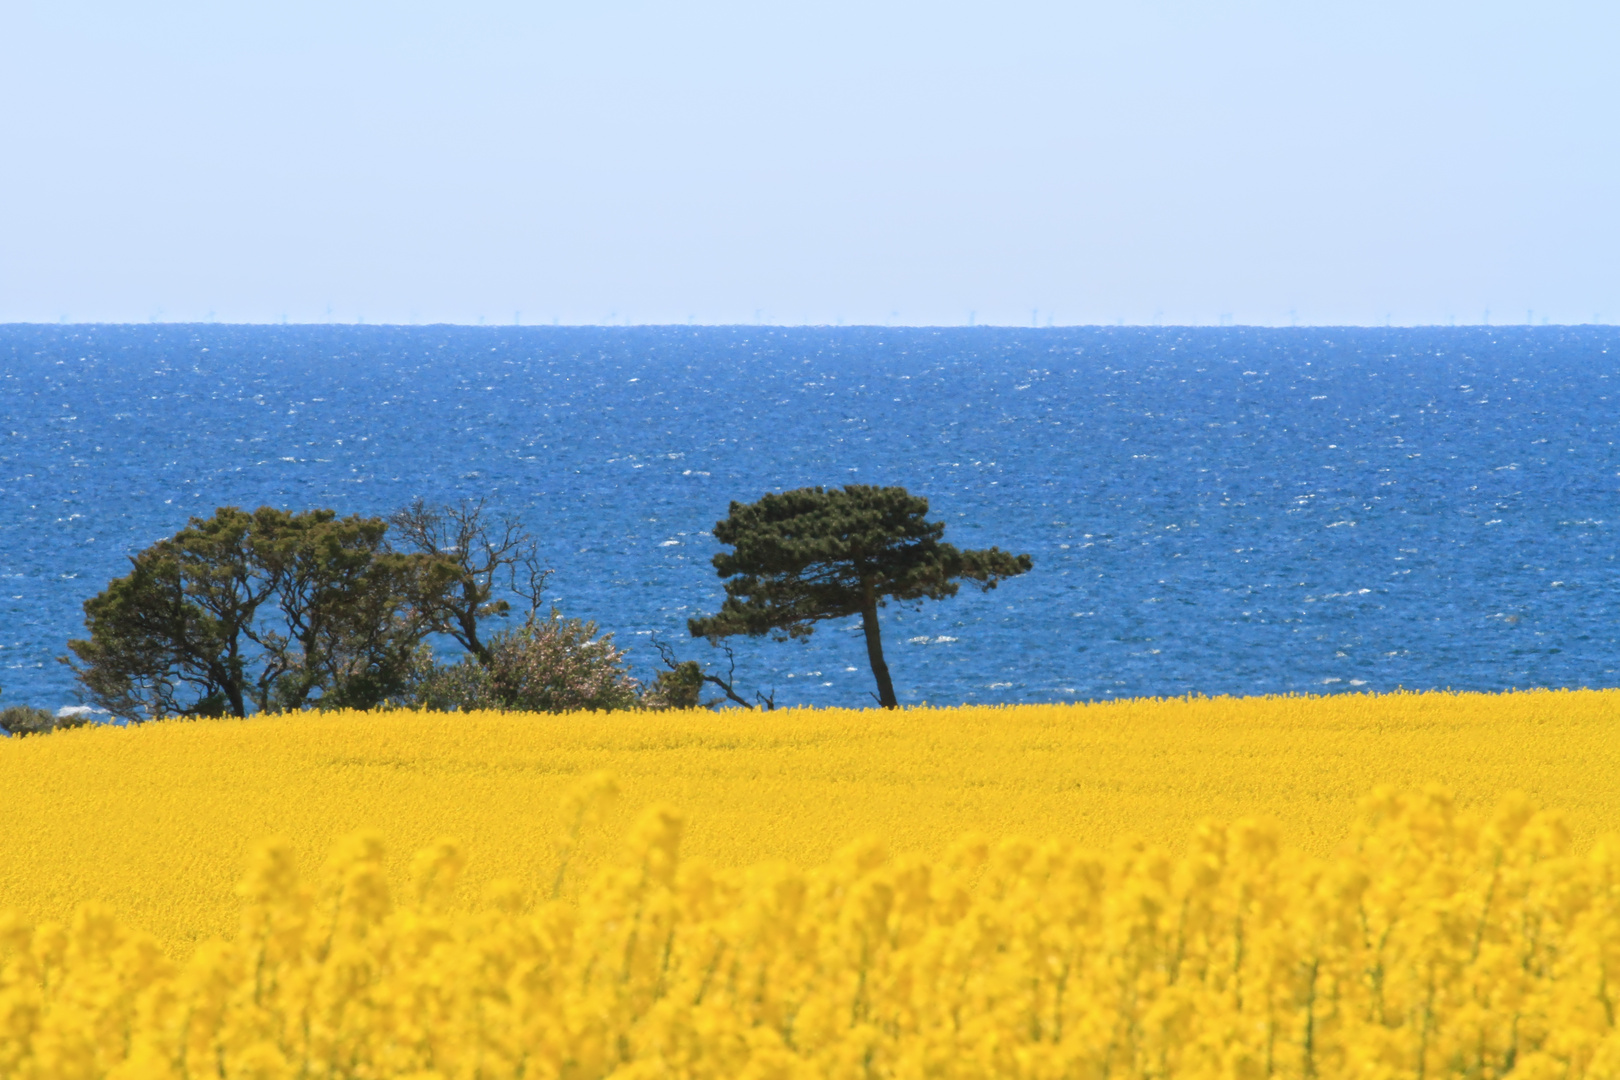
[409,613,641,713]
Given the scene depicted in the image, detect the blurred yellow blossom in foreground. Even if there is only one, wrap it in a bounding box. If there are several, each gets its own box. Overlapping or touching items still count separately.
[5,780,1620,1079]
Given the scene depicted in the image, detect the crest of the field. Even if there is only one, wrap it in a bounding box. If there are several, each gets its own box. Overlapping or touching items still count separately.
[1,689,1616,955]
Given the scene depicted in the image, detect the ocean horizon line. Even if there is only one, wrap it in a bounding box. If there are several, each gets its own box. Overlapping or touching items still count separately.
[1,319,1610,331]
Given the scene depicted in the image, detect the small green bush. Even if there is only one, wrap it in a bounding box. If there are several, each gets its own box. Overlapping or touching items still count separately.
[643,660,705,710]
[0,705,66,737]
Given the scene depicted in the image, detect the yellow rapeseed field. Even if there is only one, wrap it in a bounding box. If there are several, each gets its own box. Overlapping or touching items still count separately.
[1,690,1617,954]
[4,690,1620,1078]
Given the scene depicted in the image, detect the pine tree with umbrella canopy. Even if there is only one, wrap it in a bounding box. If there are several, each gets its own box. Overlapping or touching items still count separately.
[689,485,1032,708]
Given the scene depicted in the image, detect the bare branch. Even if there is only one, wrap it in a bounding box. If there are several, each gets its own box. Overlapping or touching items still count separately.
[390,499,552,663]
[649,634,768,710]
[651,637,680,669]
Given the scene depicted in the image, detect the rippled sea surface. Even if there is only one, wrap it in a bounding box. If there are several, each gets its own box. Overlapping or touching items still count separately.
[1,324,1615,711]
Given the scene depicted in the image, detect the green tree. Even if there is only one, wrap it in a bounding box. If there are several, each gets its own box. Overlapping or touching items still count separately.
[689,485,1032,709]
[66,506,450,721]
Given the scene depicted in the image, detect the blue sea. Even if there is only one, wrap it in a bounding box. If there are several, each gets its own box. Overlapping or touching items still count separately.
[1,324,1615,713]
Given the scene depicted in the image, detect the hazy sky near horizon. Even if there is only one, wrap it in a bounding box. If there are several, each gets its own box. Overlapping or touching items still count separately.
[2,2,1616,327]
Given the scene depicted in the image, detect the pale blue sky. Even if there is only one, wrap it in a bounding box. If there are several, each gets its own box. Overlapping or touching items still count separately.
[2,1,1615,326]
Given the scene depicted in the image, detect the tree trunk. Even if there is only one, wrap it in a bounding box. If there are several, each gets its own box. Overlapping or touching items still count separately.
[858,582,898,709]
[459,607,490,665]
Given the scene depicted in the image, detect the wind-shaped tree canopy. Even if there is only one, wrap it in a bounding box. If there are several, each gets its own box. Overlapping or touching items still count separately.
[689,485,1031,708]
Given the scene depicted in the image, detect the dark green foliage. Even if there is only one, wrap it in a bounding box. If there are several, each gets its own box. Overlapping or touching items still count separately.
[405,646,493,713]
[66,506,451,721]
[643,660,706,710]
[0,705,66,737]
[0,682,93,737]
[689,485,1031,708]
